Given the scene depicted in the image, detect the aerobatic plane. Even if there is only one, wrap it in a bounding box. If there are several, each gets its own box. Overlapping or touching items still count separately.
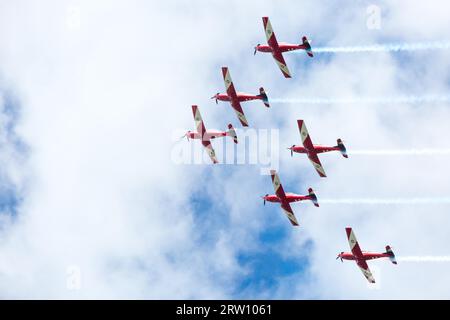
[288,120,347,178]
[184,105,238,164]
[337,227,397,283]
[263,169,319,226]
[254,16,313,78]
[213,67,270,127]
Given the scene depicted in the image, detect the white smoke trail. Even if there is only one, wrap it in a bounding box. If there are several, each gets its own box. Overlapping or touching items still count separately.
[349,149,450,156]
[271,95,450,105]
[397,256,450,262]
[320,198,450,205]
[312,41,450,53]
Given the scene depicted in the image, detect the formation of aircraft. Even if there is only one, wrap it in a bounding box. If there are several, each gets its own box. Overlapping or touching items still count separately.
[263,169,319,226]
[212,67,270,127]
[184,105,237,164]
[254,16,313,78]
[337,227,397,283]
[181,17,397,284]
[289,120,348,177]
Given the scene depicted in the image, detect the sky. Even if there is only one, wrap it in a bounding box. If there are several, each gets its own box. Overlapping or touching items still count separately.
[0,0,450,299]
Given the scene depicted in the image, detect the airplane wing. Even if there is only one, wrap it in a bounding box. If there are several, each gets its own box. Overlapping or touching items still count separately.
[306,151,326,178]
[346,227,375,283]
[270,169,299,226]
[297,120,327,177]
[192,105,218,164]
[222,67,249,127]
[262,17,292,78]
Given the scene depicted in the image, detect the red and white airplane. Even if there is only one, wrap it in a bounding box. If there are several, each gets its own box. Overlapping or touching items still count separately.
[254,16,313,78]
[289,120,347,178]
[263,169,319,226]
[184,105,238,164]
[212,67,270,127]
[337,227,397,283]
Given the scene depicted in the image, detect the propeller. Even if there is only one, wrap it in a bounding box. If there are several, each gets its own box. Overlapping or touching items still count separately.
[254,44,260,55]
[336,252,343,262]
[211,93,219,104]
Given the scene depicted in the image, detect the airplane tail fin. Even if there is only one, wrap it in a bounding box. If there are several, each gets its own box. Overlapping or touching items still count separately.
[302,36,313,57]
[227,124,238,144]
[385,245,397,265]
[308,187,319,207]
[337,139,348,158]
[258,87,270,108]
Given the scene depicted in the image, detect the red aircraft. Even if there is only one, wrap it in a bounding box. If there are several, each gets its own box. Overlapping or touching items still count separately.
[184,105,238,164]
[212,67,270,127]
[254,16,313,78]
[337,227,397,283]
[263,169,319,226]
[288,120,347,178]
